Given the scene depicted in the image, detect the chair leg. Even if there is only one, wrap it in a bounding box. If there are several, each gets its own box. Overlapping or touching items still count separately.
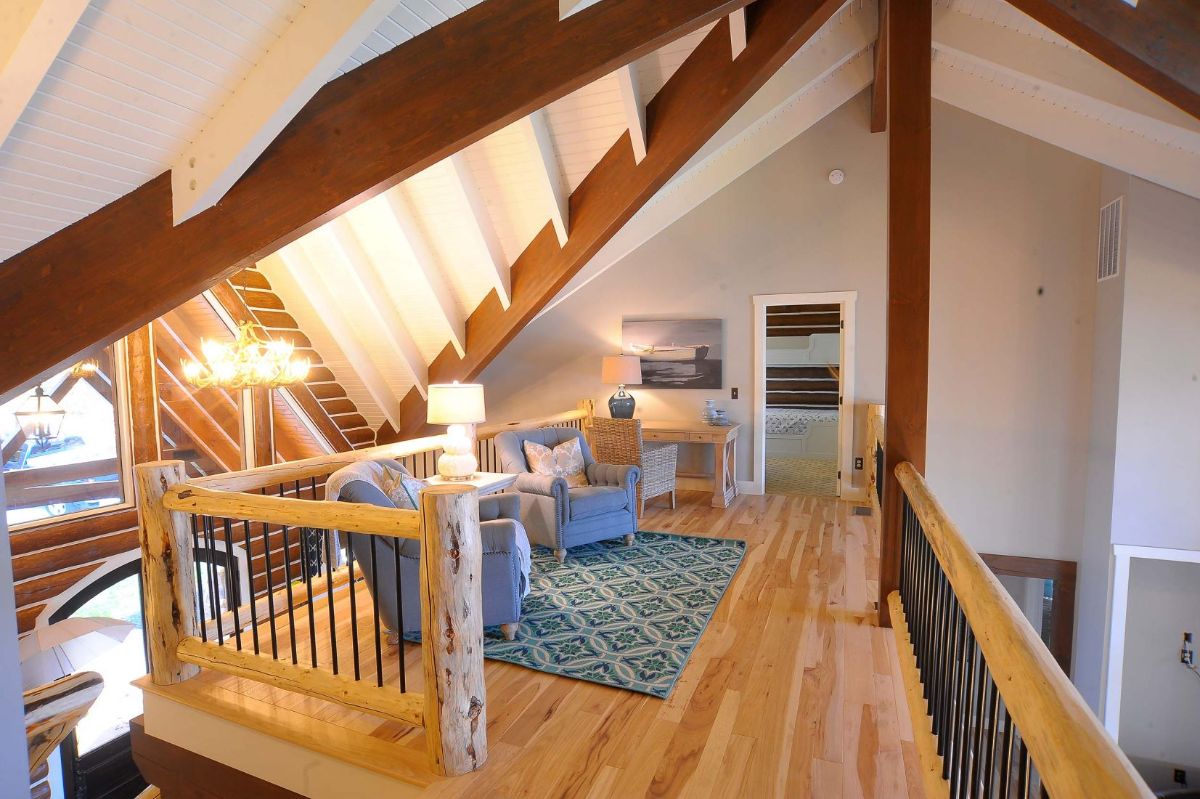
[554,548,567,563]
[385,630,400,648]
[670,490,677,509]
[624,533,635,546]
[500,623,519,641]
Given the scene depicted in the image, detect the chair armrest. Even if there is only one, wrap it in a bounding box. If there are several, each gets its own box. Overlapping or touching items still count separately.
[479,493,521,521]
[479,518,521,553]
[513,472,569,499]
[586,463,640,489]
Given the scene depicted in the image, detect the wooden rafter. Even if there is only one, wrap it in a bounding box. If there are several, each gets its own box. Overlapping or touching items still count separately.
[1005,0,1200,120]
[729,8,748,58]
[616,65,649,163]
[447,153,511,310]
[382,0,844,441]
[382,189,467,358]
[521,109,571,246]
[170,0,394,223]
[0,0,752,402]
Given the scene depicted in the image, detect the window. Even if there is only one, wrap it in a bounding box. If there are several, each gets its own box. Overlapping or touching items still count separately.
[2,345,129,528]
[50,561,146,755]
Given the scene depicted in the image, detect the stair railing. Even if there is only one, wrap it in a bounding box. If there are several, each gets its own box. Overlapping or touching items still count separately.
[890,461,1152,798]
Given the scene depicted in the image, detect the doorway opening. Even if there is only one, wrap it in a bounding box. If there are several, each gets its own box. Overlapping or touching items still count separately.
[753,292,855,497]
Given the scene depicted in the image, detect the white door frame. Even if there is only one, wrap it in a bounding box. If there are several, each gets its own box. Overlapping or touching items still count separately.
[752,291,856,497]
[1103,543,1200,739]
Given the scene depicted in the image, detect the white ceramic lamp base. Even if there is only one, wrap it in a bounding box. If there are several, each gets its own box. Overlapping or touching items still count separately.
[437,423,478,481]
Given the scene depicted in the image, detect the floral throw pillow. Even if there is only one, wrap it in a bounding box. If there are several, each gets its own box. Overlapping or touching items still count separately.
[523,438,588,487]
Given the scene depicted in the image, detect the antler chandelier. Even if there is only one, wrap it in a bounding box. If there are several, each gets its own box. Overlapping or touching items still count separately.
[182,322,310,390]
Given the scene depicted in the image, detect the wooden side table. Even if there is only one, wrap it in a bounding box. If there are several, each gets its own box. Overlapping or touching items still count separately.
[640,421,740,508]
[425,472,517,495]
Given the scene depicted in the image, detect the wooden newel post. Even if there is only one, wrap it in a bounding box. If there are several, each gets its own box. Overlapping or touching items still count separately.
[418,484,487,776]
[135,461,199,685]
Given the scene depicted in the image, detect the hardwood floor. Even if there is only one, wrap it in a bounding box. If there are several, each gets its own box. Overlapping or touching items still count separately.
[157,490,927,798]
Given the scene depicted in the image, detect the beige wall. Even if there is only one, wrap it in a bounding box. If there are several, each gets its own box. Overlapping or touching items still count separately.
[482,93,1102,562]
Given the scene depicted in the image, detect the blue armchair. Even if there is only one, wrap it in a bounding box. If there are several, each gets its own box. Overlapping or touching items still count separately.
[494,427,640,562]
[335,482,528,641]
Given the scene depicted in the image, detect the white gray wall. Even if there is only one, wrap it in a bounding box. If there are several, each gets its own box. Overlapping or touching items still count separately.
[1118,558,1200,768]
[483,94,1103,565]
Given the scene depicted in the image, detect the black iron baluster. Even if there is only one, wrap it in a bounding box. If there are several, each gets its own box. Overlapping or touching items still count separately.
[1017,738,1031,799]
[300,527,318,668]
[224,519,242,651]
[969,664,989,798]
[998,708,1015,797]
[261,520,279,660]
[982,685,1000,799]
[279,519,299,665]
[242,520,260,655]
[347,532,361,681]
[393,535,406,693]
[324,529,339,675]
[191,515,207,643]
[952,628,976,797]
[203,515,224,644]
[944,607,965,775]
[369,535,384,688]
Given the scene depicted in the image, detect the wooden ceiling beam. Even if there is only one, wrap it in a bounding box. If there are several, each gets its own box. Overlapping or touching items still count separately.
[1004,0,1200,120]
[0,0,751,402]
[447,153,511,310]
[169,0,395,223]
[382,188,467,358]
[381,0,844,441]
[521,109,571,246]
[0,0,89,148]
[616,64,649,163]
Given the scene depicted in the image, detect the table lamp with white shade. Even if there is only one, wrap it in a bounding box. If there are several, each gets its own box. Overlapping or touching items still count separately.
[427,382,486,480]
[601,355,642,419]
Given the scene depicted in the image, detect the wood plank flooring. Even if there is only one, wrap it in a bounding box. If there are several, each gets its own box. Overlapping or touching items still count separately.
[170,491,927,798]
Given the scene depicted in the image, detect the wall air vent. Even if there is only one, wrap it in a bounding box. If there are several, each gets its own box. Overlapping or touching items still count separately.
[1097,197,1123,282]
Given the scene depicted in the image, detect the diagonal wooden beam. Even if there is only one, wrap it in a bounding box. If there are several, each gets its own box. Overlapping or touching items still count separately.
[0,0,89,148]
[1004,0,1200,120]
[381,0,844,441]
[0,0,752,403]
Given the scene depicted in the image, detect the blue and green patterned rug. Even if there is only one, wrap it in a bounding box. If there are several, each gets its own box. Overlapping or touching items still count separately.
[482,531,745,698]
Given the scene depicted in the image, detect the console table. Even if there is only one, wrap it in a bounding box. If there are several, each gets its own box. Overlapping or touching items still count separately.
[641,421,741,508]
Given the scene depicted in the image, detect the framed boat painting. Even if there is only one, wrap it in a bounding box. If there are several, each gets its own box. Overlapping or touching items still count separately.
[622,318,723,389]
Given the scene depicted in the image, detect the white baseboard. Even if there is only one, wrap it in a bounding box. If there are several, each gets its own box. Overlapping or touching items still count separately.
[738,480,759,495]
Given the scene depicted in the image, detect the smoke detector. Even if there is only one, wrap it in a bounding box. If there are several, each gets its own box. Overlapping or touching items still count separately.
[828,169,845,185]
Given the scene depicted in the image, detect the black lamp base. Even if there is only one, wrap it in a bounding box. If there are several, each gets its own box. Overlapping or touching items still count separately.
[608,390,635,419]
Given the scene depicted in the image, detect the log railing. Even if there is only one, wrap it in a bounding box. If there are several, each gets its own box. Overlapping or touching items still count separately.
[890,462,1152,799]
[133,403,596,777]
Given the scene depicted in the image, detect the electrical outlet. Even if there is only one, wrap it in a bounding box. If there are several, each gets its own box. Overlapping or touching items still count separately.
[854,457,864,470]
[731,387,738,399]
[1173,769,1187,786]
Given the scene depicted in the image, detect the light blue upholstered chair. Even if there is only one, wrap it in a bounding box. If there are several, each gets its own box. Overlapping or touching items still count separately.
[335,482,527,640]
[494,427,640,562]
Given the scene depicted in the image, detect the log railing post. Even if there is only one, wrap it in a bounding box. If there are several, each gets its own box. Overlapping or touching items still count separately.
[135,461,199,685]
[418,484,486,776]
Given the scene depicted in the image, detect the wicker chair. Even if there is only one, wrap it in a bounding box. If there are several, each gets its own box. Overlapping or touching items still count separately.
[590,417,677,516]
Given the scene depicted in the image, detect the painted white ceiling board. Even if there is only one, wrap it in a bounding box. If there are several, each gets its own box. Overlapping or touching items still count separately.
[329,216,429,398]
[171,0,397,223]
[335,0,482,76]
[636,21,717,102]
[0,0,90,149]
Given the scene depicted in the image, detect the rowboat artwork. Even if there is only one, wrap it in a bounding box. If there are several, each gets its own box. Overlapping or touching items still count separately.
[622,319,723,390]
